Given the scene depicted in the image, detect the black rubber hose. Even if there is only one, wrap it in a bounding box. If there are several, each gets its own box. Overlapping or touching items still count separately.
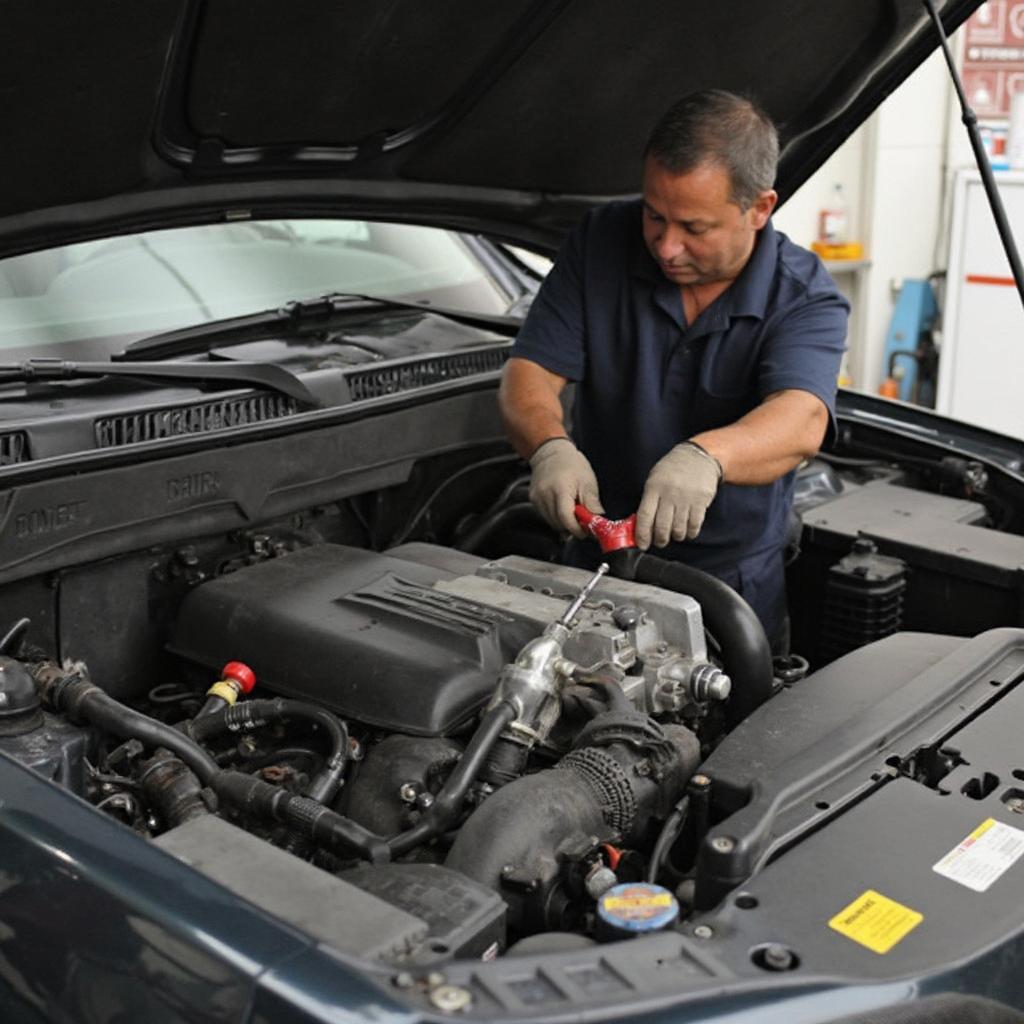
[608,549,774,725]
[456,502,545,555]
[0,618,30,656]
[646,795,689,884]
[388,701,516,857]
[211,771,390,863]
[190,698,348,804]
[31,663,220,785]
[30,661,388,861]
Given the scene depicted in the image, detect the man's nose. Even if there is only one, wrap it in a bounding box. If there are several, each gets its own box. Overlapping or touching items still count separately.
[656,226,686,260]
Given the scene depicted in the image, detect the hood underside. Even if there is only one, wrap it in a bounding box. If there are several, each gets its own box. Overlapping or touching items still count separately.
[3,0,980,254]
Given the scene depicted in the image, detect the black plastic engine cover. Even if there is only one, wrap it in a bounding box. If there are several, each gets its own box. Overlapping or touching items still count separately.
[170,544,531,735]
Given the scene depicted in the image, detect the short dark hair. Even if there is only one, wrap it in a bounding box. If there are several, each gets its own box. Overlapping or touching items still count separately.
[644,90,779,210]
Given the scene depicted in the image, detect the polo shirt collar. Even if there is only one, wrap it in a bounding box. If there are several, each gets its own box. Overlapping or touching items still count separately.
[722,219,778,321]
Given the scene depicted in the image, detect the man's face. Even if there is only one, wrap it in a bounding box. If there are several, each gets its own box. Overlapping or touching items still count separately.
[641,156,777,286]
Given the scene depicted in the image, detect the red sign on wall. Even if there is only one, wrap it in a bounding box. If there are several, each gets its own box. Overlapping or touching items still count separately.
[963,0,1024,117]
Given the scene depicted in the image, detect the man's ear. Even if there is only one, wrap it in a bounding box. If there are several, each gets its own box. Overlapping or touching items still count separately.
[749,189,778,229]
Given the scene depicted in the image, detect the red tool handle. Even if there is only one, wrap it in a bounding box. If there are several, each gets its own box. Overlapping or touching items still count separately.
[574,504,637,552]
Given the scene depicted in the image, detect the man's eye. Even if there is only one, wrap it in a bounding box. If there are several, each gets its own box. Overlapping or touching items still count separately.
[645,208,664,222]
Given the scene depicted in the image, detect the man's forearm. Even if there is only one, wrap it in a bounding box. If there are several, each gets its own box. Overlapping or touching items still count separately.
[498,357,570,459]
[691,389,829,485]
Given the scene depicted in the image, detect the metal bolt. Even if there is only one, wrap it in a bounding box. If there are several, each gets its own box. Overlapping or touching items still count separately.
[691,774,711,788]
[426,972,447,988]
[500,864,515,877]
[177,546,199,566]
[761,943,796,971]
[429,985,473,1013]
[392,972,415,989]
[690,664,732,702]
[612,605,642,630]
[693,924,713,939]
[416,791,434,810]
[710,836,735,854]
[1006,797,1024,814]
[585,865,618,900]
[399,782,418,804]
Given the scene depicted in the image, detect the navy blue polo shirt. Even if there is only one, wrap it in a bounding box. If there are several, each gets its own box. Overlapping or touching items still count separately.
[512,198,848,575]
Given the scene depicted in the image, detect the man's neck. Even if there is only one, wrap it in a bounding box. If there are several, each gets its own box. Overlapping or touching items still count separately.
[680,231,759,323]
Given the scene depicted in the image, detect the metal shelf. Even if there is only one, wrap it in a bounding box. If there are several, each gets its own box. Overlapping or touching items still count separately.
[824,258,871,273]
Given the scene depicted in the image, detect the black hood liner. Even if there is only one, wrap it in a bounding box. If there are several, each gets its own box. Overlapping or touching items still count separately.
[0,0,981,254]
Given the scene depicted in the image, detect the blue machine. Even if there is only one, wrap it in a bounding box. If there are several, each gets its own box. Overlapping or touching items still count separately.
[881,279,939,404]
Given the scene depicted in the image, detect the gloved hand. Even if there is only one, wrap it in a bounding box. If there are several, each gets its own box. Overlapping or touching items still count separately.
[528,437,604,538]
[635,441,723,549]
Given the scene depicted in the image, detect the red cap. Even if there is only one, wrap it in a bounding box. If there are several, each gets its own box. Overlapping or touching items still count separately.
[574,504,637,553]
[221,661,256,693]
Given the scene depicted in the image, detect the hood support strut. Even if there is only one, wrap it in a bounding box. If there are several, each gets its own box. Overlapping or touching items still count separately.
[924,0,1024,311]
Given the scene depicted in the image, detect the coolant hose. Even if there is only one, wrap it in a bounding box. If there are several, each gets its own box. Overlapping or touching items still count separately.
[30,661,220,785]
[609,549,774,725]
[29,660,389,861]
[387,700,516,857]
[210,770,390,863]
[457,502,544,554]
[190,698,348,804]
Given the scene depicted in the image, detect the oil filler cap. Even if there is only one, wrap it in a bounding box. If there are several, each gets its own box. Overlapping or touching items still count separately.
[596,882,679,940]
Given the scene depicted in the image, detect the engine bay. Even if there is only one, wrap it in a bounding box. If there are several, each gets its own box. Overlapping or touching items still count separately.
[2,412,1024,1014]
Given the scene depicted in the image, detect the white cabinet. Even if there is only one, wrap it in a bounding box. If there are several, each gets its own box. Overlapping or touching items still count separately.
[937,170,1024,438]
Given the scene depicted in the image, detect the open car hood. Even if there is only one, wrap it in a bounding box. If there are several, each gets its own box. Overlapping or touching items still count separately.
[2,0,981,255]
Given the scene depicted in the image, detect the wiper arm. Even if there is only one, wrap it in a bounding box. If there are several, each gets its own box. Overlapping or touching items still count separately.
[116,292,523,363]
[0,358,321,408]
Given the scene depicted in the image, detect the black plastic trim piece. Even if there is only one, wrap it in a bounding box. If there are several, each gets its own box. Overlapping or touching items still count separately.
[0,387,508,586]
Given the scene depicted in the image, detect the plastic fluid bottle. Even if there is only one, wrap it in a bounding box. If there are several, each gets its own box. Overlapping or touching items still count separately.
[818,184,849,244]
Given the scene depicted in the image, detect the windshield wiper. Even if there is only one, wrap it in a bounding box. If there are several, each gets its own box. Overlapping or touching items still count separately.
[0,358,321,408]
[115,293,523,363]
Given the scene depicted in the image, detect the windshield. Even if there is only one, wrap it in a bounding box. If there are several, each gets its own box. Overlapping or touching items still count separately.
[0,220,515,351]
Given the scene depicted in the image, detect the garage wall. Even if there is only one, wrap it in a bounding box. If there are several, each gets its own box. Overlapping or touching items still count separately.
[774,49,955,394]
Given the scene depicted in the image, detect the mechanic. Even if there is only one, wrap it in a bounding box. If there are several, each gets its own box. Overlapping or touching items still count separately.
[498,90,848,652]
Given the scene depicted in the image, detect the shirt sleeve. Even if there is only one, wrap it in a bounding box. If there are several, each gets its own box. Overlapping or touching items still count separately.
[510,216,589,381]
[756,288,849,443]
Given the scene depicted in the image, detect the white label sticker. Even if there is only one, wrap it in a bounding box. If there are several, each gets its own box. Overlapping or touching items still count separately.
[933,818,1024,893]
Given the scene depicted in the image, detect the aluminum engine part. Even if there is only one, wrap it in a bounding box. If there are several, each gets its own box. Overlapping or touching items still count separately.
[484,564,607,749]
[438,555,721,715]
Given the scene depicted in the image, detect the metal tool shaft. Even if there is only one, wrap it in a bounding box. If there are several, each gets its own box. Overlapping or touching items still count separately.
[558,562,609,627]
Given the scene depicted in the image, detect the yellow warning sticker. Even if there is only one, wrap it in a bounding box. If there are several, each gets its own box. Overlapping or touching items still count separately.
[828,889,923,955]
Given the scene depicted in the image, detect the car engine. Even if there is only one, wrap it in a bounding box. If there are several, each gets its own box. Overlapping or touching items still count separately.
[0,539,754,962]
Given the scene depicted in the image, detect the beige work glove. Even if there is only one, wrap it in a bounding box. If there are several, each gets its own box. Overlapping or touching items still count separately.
[528,437,604,538]
[635,441,723,549]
